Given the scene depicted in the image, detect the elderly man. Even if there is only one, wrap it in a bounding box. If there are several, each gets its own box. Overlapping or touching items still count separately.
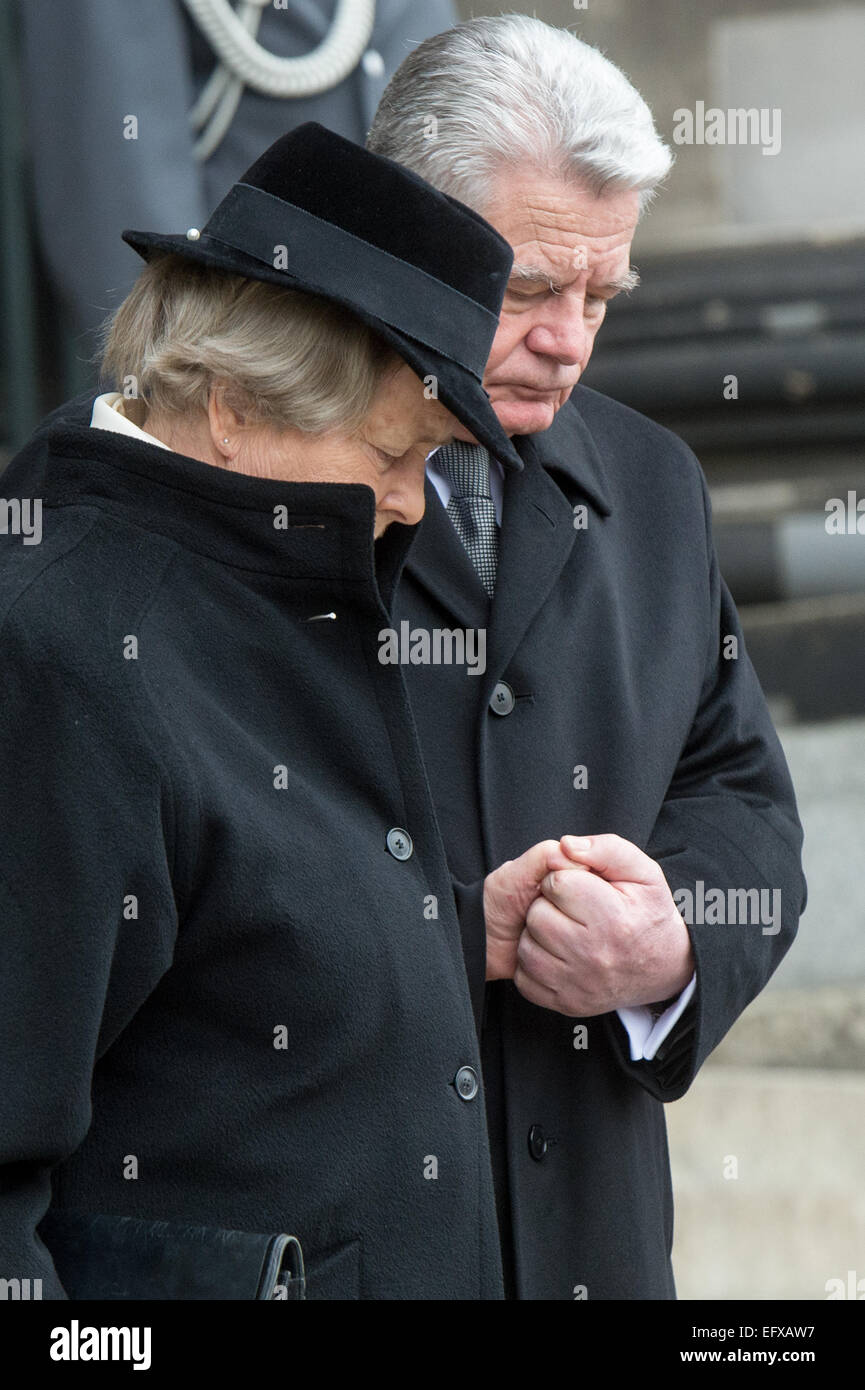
[367,15,806,1299]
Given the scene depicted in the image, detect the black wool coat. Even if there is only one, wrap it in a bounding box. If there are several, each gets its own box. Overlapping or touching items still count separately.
[0,413,504,1300]
[394,383,807,1300]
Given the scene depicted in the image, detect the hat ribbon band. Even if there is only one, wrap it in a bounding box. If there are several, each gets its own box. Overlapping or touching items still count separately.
[203,182,501,378]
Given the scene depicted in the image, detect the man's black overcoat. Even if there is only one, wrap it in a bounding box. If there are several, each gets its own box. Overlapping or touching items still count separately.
[394,383,806,1300]
[0,415,504,1299]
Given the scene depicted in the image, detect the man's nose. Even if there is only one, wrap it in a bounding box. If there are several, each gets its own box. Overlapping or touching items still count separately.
[524,302,588,367]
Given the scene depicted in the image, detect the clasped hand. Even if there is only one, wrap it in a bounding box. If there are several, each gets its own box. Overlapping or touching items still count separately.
[484,834,695,1017]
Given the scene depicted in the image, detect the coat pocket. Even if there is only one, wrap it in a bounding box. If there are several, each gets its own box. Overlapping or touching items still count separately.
[303,1235,362,1300]
[37,1209,304,1300]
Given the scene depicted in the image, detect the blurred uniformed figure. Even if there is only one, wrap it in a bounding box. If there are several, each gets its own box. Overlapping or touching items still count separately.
[18,0,458,343]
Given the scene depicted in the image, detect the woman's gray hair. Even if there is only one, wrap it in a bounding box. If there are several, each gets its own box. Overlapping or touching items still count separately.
[101,253,400,433]
[367,14,672,215]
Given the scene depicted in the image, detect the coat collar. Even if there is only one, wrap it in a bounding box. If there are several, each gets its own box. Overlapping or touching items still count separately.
[37,420,416,610]
[527,389,614,519]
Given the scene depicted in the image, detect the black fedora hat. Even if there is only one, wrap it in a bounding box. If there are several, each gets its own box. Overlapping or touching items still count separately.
[122,122,522,473]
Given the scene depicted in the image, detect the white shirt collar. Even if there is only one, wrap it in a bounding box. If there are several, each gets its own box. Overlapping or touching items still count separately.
[90,393,170,450]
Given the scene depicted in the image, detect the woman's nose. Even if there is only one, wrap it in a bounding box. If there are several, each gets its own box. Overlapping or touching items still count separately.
[378,456,428,529]
[394,471,428,527]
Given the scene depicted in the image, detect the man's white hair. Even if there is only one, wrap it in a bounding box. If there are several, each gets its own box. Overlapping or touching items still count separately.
[367,14,672,215]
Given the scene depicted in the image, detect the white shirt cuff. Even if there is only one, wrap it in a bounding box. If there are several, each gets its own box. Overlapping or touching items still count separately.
[616,972,697,1061]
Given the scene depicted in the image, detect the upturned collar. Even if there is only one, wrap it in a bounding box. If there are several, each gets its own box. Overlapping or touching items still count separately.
[38,423,417,610]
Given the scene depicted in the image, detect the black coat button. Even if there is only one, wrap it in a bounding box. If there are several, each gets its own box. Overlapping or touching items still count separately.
[528,1124,548,1160]
[489,681,515,716]
[386,827,413,860]
[454,1066,479,1101]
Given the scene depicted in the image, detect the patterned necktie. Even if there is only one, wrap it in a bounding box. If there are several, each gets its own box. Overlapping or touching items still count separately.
[435,441,499,597]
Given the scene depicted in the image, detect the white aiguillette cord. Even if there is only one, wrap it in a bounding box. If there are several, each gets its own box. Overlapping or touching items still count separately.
[183,0,377,160]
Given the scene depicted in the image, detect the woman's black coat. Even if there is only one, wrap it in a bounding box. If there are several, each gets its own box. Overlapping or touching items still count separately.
[0,384,807,1301]
[0,417,502,1299]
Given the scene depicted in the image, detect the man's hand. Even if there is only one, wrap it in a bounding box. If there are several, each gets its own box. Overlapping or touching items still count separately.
[484,840,587,982]
[513,834,695,1017]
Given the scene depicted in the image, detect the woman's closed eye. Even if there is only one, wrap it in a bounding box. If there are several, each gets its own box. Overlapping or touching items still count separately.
[377,443,435,465]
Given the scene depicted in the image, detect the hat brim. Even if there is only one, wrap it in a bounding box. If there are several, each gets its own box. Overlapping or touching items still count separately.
[122,230,523,473]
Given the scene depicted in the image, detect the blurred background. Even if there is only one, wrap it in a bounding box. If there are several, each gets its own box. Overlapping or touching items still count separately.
[1,0,863,1300]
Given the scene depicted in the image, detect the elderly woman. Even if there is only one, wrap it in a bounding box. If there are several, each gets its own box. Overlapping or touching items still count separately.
[0,123,531,1301]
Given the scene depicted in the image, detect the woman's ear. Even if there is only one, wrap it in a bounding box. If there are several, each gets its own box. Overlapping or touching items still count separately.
[207,380,245,458]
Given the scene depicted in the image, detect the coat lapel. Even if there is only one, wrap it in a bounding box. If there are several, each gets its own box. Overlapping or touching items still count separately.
[484,431,580,679]
[404,397,614,677]
[404,474,492,631]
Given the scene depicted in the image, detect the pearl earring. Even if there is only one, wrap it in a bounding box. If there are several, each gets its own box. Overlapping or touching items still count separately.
[223,437,229,445]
